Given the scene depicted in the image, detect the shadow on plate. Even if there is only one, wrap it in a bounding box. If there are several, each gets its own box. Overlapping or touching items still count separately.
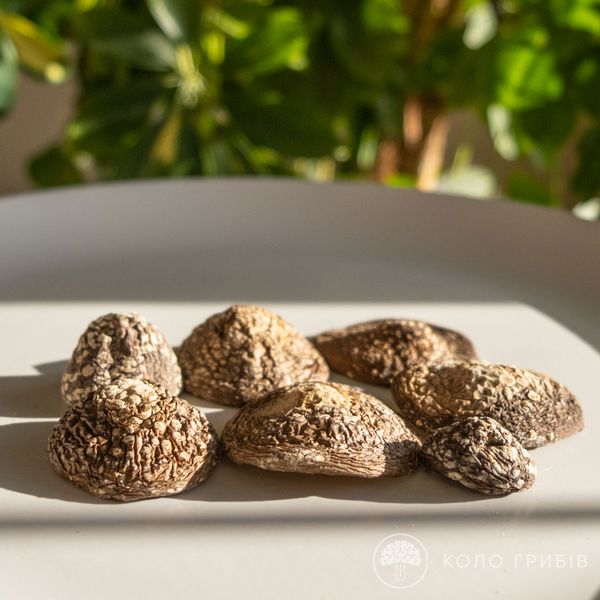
[183,381,477,505]
[0,418,480,506]
[0,371,481,506]
[181,456,483,505]
[0,360,66,418]
[588,587,600,600]
[0,420,104,504]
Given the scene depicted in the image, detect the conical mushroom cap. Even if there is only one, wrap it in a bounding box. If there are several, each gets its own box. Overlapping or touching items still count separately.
[61,313,182,405]
[178,305,329,406]
[48,378,218,501]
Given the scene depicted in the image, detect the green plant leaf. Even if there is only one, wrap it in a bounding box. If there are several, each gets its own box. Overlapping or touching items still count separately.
[549,0,600,36]
[91,31,175,71]
[447,42,496,108]
[228,90,338,157]
[202,30,224,66]
[205,7,249,39]
[228,131,272,174]
[150,108,181,166]
[0,32,18,115]
[29,146,83,187]
[495,44,563,110]
[200,137,248,175]
[75,7,153,39]
[328,13,405,87]
[76,8,175,71]
[361,0,408,34]
[506,172,558,206]
[356,125,379,171]
[146,0,199,45]
[67,80,165,160]
[572,126,600,200]
[385,173,416,188]
[574,55,600,119]
[112,121,164,178]
[512,99,575,161]
[0,11,68,82]
[227,8,309,76]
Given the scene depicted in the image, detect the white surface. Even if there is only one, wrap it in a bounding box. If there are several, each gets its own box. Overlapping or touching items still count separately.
[0,179,598,600]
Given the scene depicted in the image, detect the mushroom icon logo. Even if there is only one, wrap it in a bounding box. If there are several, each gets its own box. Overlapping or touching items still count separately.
[373,534,428,589]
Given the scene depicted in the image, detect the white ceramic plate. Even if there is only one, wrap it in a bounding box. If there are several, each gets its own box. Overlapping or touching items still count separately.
[0,179,598,600]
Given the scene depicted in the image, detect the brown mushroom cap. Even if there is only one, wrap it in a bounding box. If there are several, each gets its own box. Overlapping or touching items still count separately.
[178,305,329,407]
[422,416,537,495]
[48,378,218,501]
[312,319,477,386]
[222,381,421,478]
[61,313,182,406]
[392,360,584,449]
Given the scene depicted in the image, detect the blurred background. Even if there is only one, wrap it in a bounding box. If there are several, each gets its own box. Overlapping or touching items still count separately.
[0,0,599,219]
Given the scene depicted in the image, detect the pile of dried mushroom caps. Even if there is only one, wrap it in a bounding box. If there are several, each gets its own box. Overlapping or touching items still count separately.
[48,305,584,502]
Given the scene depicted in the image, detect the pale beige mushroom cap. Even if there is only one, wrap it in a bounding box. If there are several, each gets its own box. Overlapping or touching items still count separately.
[313,319,477,386]
[178,305,329,407]
[422,416,537,495]
[61,312,182,406]
[392,360,583,448]
[222,381,421,478]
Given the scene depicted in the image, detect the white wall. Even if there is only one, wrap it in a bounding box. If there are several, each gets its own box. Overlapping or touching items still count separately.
[0,74,76,196]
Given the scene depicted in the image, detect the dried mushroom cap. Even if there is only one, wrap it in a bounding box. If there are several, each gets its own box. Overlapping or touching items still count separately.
[178,305,329,407]
[222,381,421,478]
[422,416,537,495]
[312,319,477,386]
[61,313,182,406]
[48,378,218,501]
[392,360,583,449]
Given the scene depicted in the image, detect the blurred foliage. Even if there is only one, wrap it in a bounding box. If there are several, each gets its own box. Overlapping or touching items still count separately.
[0,0,599,217]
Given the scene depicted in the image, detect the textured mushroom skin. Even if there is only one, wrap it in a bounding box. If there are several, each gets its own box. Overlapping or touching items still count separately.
[61,313,182,406]
[222,381,421,478]
[48,379,218,501]
[178,305,330,407]
[392,360,584,449]
[422,416,537,495]
[312,319,477,386]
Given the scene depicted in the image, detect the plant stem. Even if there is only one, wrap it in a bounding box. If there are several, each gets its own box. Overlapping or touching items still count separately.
[373,2,453,186]
[374,94,446,187]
